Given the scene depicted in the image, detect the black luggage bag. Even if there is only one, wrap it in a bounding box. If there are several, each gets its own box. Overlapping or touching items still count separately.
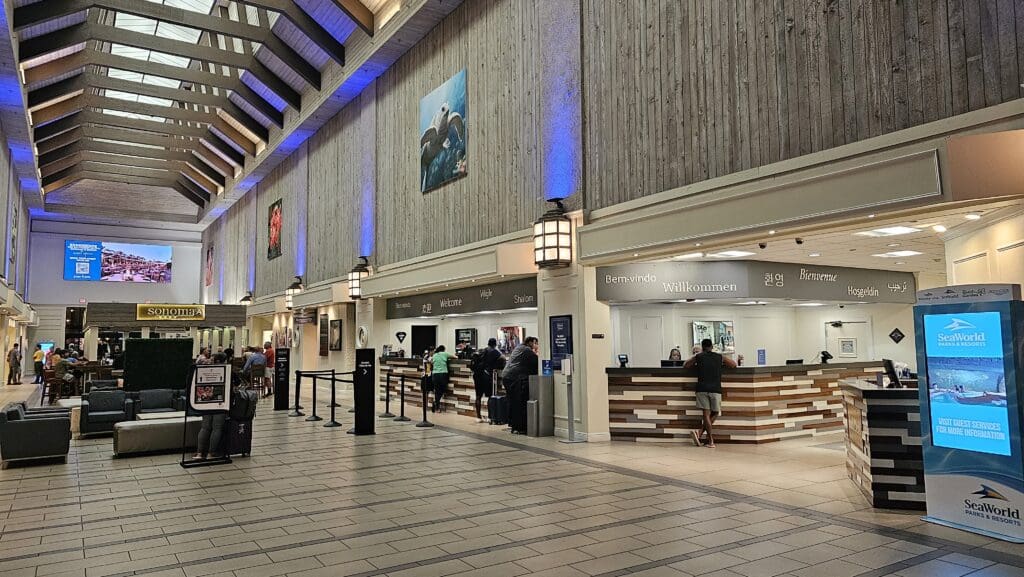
[224,389,258,456]
[488,372,507,425]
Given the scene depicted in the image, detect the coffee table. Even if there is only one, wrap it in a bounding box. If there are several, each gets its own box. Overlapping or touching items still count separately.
[136,411,186,421]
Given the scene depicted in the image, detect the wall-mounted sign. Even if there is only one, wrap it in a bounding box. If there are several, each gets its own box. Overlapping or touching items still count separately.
[889,328,905,344]
[549,315,573,371]
[386,278,537,319]
[292,308,317,324]
[917,284,1021,304]
[396,331,407,343]
[136,304,205,321]
[596,261,917,304]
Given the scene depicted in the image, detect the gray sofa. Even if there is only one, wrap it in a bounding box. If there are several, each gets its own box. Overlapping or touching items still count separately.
[135,389,184,415]
[0,403,71,468]
[80,390,134,436]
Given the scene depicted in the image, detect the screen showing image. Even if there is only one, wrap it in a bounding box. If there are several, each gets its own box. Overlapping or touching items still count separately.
[924,311,1011,456]
[63,240,172,283]
[692,321,735,354]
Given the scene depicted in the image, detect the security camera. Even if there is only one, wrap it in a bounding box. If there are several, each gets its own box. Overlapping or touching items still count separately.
[758,242,768,250]
[795,238,804,245]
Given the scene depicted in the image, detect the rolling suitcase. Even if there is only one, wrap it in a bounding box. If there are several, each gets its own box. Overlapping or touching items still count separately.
[224,388,258,456]
[488,372,508,425]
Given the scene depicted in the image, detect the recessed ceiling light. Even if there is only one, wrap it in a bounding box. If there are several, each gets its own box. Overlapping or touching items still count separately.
[895,261,906,265]
[932,225,947,233]
[633,253,639,257]
[808,253,821,257]
[872,250,923,258]
[868,214,876,218]
[737,300,769,306]
[887,243,901,248]
[674,252,704,260]
[794,302,826,307]
[965,213,982,220]
[695,242,702,247]
[674,299,708,303]
[768,230,776,235]
[708,250,756,258]
[855,226,921,237]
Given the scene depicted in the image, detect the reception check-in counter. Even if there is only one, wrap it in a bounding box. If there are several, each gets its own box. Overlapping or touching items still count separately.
[379,357,486,418]
[840,378,925,510]
[607,362,883,443]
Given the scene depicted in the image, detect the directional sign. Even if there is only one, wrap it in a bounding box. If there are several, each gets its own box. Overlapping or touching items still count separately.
[351,348,376,435]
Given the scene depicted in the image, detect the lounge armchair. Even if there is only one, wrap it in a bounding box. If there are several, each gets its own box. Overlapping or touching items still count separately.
[84,380,119,394]
[0,403,71,468]
[135,389,184,415]
[80,390,134,436]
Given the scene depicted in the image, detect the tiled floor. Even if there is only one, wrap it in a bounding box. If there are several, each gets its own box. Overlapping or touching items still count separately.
[1,381,1022,577]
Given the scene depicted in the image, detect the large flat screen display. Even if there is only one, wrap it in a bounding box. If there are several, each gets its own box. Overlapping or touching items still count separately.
[63,240,172,283]
[924,311,1011,456]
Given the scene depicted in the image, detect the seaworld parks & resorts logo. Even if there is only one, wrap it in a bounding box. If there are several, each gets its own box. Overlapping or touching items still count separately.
[935,317,988,348]
[964,485,1022,527]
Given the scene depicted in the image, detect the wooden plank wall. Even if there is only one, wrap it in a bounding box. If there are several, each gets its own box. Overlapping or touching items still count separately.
[374,0,551,265]
[582,0,1024,209]
[255,142,307,297]
[306,82,376,285]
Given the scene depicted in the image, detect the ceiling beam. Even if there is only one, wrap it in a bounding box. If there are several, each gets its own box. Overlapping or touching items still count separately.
[175,176,211,203]
[211,117,257,156]
[202,132,245,166]
[330,0,375,37]
[15,0,322,89]
[24,49,285,123]
[19,22,301,110]
[39,138,197,168]
[34,110,210,142]
[234,0,346,63]
[42,203,199,224]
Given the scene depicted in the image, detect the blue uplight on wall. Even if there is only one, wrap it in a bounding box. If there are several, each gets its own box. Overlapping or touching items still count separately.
[540,0,582,202]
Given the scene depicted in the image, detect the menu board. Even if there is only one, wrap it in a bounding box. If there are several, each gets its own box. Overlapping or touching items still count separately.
[924,311,1010,456]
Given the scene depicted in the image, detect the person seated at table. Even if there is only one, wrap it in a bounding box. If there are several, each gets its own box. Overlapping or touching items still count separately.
[242,346,267,375]
[668,348,683,361]
[195,348,212,365]
[213,352,228,364]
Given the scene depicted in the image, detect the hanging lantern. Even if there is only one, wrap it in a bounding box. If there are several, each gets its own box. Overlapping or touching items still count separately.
[285,276,303,309]
[348,256,370,299]
[239,291,253,305]
[533,199,572,269]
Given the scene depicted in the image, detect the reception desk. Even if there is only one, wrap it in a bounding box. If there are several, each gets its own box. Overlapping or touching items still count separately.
[378,357,490,418]
[839,378,925,510]
[607,362,883,443]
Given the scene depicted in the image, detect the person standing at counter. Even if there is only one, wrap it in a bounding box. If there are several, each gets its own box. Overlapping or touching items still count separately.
[502,337,539,434]
[471,338,503,423]
[430,345,455,413]
[685,338,737,448]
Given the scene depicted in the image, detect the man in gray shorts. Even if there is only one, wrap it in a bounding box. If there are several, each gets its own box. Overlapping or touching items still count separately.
[684,338,737,447]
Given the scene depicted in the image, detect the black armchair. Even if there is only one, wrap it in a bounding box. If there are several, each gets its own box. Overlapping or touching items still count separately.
[84,380,119,394]
[135,389,184,415]
[81,389,134,435]
[0,404,71,468]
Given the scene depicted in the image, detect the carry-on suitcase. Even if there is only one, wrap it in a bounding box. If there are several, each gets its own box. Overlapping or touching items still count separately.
[224,388,258,456]
[488,372,508,425]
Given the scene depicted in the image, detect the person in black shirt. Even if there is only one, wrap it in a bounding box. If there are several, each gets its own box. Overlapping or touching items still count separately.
[471,338,503,423]
[684,338,737,448]
[501,336,539,434]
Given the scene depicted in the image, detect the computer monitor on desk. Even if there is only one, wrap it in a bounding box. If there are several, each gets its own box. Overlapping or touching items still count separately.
[883,358,902,388]
[661,360,685,367]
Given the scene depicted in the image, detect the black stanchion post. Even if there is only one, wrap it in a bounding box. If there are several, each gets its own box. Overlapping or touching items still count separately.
[289,371,304,417]
[395,374,411,422]
[325,369,341,428]
[416,379,434,428]
[380,370,395,418]
[306,374,323,422]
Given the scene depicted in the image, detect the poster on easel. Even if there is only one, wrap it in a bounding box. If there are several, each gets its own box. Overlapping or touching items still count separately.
[181,364,232,468]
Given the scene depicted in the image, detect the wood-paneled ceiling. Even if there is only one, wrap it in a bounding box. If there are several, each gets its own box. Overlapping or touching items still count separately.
[13,0,374,219]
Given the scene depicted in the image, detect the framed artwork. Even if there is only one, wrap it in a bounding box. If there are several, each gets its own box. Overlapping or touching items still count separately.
[267,199,283,260]
[318,314,329,357]
[838,337,858,358]
[329,320,343,351]
[419,69,467,192]
[204,244,214,287]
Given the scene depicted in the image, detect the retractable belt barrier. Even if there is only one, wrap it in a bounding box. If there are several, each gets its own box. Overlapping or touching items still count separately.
[292,369,354,428]
[394,374,411,422]
[381,371,395,418]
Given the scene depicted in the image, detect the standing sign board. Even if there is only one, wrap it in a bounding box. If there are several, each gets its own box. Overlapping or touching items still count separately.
[914,284,1024,543]
[351,349,376,435]
[274,348,290,411]
[549,315,573,371]
[180,364,232,468]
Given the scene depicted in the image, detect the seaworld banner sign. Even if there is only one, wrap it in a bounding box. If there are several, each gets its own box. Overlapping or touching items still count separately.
[915,285,1024,543]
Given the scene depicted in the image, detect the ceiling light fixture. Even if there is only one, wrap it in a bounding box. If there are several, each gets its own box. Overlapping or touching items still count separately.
[872,250,923,258]
[808,253,821,257]
[794,302,826,307]
[965,213,982,221]
[768,230,776,235]
[708,250,756,258]
[932,224,947,233]
[674,252,705,260]
[855,226,921,237]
